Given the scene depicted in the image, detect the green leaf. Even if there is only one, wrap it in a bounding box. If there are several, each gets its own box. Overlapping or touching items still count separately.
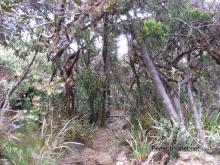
[183,8,212,22]
[143,19,169,45]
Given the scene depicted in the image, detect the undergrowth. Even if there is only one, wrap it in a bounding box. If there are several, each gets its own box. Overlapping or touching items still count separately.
[126,109,220,162]
[1,114,93,165]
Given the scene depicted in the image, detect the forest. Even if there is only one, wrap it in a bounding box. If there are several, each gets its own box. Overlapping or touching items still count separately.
[0,0,220,164]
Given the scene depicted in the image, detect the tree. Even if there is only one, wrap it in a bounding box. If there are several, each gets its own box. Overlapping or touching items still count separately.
[1,0,220,153]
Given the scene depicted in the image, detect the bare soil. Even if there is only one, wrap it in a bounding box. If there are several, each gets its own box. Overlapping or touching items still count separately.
[57,110,131,165]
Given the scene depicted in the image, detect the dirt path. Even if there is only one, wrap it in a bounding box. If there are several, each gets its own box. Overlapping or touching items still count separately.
[58,110,131,165]
[58,109,220,165]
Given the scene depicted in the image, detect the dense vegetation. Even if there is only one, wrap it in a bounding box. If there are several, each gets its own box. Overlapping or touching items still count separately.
[0,0,220,164]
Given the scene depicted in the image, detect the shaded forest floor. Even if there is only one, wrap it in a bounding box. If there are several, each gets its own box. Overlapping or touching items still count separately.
[58,110,131,165]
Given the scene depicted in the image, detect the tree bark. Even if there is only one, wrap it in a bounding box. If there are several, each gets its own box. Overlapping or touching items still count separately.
[101,15,110,126]
[187,80,208,148]
[171,84,185,125]
[130,23,182,125]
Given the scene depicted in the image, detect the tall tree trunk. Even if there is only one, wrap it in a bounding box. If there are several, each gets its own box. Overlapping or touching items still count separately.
[101,15,110,126]
[130,24,182,125]
[187,80,208,148]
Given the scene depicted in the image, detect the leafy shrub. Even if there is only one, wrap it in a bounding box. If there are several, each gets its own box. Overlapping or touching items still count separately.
[183,8,212,22]
[143,19,169,43]
[0,46,52,108]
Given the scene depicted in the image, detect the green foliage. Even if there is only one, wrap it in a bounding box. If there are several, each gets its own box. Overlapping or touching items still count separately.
[18,109,41,128]
[1,1,220,163]
[201,110,220,148]
[0,0,13,12]
[84,30,91,43]
[75,0,82,6]
[2,115,93,165]
[152,118,198,158]
[0,47,54,126]
[126,120,149,162]
[203,111,220,131]
[3,136,56,165]
[77,67,103,110]
[77,67,104,123]
[3,140,30,165]
[77,67,102,96]
[143,19,169,43]
[183,8,212,22]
